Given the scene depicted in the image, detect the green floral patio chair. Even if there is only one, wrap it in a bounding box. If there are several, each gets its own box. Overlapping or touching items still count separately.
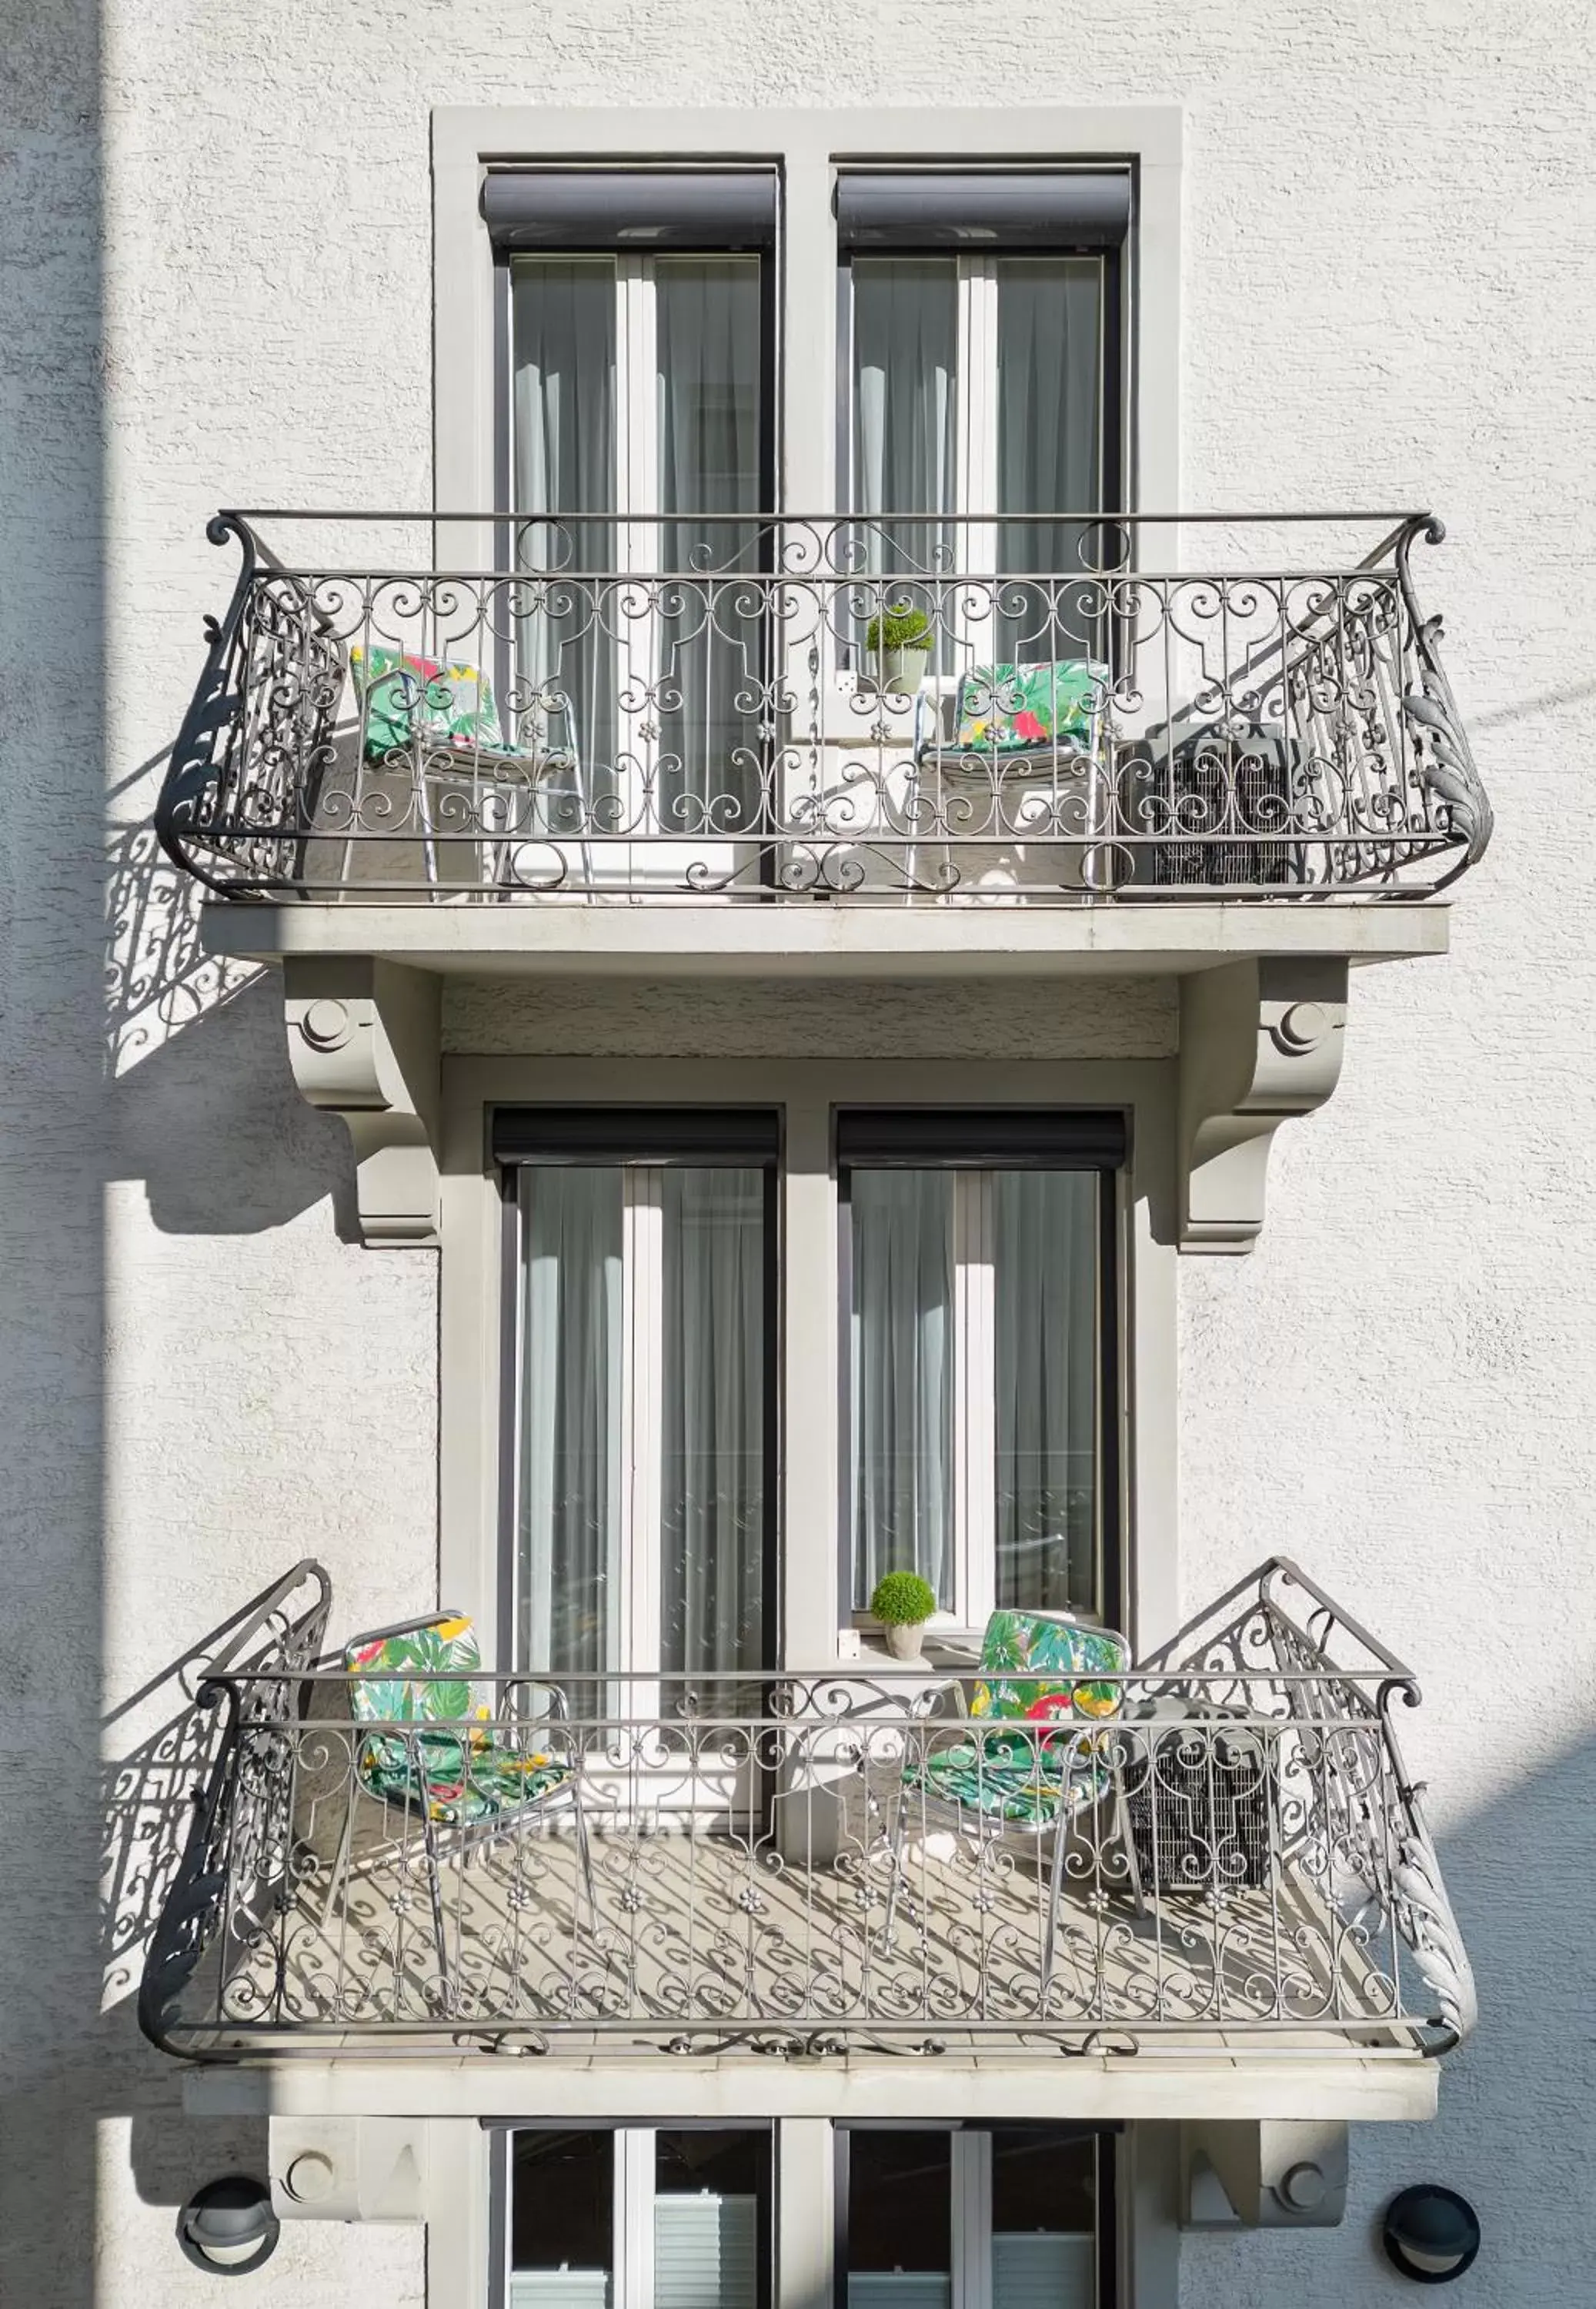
[327,1611,594,1990]
[883,1608,1143,1981]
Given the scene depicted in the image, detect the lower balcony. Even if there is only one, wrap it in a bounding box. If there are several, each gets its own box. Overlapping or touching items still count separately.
[142,1562,1473,2103]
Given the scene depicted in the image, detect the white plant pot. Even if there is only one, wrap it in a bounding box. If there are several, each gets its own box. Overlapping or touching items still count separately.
[884,1621,927,1662]
[870,646,930,697]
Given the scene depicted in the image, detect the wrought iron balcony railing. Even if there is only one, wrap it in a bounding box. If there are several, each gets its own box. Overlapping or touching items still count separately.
[156,512,1491,906]
[140,1559,1474,2063]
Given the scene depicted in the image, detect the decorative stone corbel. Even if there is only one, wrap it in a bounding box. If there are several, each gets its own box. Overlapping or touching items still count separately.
[282,959,441,1248]
[1181,2120,1348,2228]
[1177,957,1348,1253]
[270,2116,431,2223]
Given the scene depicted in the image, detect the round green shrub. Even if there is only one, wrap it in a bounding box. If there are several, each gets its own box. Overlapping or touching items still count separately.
[870,1569,938,1625]
[864,604,934,653]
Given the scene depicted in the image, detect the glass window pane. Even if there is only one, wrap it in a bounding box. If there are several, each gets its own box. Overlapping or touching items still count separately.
[991,2130,1098,2309]
[850,257,957,633]
[518,1168,624,1672]
[511,2130,613,2309]
[512,259,619,794]
[850,1171,954,1612]
[655,2132,768,2309]
[660,1168,766,1678]
[990,2128,1097,2230]
[993,1171,1100,1617]
[846,2132,951,2301]
[995,257,1104,665]
[656,257,764,824]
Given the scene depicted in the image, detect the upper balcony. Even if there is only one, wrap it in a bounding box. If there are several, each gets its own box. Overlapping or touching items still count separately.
[159,510,1490,982]
[141,1559,1474,2123]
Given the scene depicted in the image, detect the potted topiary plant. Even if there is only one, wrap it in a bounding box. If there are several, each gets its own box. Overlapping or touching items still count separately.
[864,604,934,697]
[870,1569,938,1661]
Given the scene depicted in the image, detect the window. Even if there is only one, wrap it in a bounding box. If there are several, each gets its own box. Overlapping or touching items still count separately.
[506,2129,771,2309]
[838,171,1125,668]
[840,1111,1121,1631]
[499,1109,778,1683]
[840,2127,1110,2309]
[489,172,776,840]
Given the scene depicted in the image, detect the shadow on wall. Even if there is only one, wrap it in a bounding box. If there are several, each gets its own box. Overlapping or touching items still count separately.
[105,810,358,1239]
[95,1564,1596,2308]
[1177,1726,1596,2309]
[0,5,106,2300]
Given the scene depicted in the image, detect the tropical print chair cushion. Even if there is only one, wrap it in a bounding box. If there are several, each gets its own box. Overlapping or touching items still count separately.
[970,1609,1127,1723]
[953,660,1104,753]
[901,1609,1130,1830]
[912,1729,1113,1828]
[344,1616,569,1827]
[350,644,508,760]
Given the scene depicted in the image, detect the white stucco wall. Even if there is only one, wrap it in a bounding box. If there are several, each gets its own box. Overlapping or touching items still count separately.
[2,3,1594,2305]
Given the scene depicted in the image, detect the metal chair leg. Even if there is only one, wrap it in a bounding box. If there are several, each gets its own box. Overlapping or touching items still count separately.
[1043,1806,1070,1990]
[573,1779,596,1928]
[881,1772,911,1944]
[418,1803,451,2004]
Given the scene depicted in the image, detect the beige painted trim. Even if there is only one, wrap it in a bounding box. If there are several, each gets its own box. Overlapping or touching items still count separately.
[204,900,1452,974]
[430,103,1181,523]
[188,2053,1437,2125]
[437,1053,1177,1669]
[423,2121,492,2309]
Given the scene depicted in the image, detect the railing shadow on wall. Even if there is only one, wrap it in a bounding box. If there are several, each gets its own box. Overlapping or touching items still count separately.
[99,1561,332,2012]
[105,761,360,1236]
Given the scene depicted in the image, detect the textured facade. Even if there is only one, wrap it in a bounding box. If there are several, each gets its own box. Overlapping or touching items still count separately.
[2,4,1592,2306]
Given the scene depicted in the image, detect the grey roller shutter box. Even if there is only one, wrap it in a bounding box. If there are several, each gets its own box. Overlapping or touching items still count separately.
[493,1107,781,1167]
[485,169,778,250]
[836,171,1130,249]
[834,1109,1127,1169]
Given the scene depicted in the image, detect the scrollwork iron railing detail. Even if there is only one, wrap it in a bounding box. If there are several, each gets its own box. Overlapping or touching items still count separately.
[140,1557,1474,2063]
[136,1559,332,2050]
[155,512,1489,904]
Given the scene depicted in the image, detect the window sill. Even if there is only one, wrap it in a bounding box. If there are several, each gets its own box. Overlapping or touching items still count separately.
[842,1626,984,1670]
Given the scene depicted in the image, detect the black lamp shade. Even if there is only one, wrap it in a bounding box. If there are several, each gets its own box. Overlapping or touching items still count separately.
[1382,2187,1481,2284]
[178,2176,281,2276]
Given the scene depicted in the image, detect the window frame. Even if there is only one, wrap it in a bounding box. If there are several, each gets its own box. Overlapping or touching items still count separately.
[836,1112,1123,1641]
[832,2124,1120,2309]
[496,1108,783,1679]
[496,2124,775,2309]
[836,239,1125,550]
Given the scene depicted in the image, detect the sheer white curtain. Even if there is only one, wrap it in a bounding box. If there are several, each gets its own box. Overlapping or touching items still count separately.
[995,258,1103,663]
[850,1170,953,1609]
[656,259,763,824]
[852,259,957,541]
[518,1168,624,1672]
[660,1167,766,1676]
[993,1170,1097,1614]
[513,258,619,792]
[851,259,957,653]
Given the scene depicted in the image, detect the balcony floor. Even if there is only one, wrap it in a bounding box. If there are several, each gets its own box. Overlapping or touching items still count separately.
[169,1789,1431,2073]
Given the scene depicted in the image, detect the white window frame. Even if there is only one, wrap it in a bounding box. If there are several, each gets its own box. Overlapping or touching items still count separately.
[502,2128,769,2309]
[506,251,770,891]
[511,1162,771,1699]
[839,2128,1104,2309]
[845,1164,1107,1639]
[841,252,1109,563]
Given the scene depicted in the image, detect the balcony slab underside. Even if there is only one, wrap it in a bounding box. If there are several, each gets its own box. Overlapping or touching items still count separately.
[202,898,1450,979]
